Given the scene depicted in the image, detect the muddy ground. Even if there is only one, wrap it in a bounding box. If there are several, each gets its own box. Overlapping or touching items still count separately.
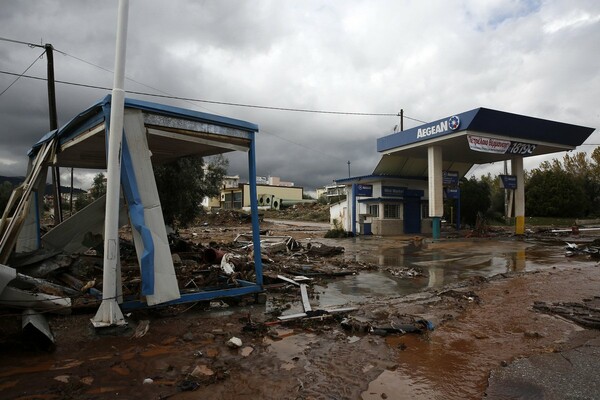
[1,218,600,399]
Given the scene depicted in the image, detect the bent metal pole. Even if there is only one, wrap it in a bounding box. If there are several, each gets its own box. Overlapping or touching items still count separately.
[92,0,129,328]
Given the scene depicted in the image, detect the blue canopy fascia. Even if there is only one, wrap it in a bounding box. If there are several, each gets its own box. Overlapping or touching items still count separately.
[377,107,595,153]
[335,174,428,185]
[28,95,259,157]
[358,197,404,203]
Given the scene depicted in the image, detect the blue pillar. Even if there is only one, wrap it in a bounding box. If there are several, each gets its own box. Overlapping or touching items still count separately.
[432,216,441,240]
[351,184,356,236]
[247,134,263,286]
[456,186,461,231]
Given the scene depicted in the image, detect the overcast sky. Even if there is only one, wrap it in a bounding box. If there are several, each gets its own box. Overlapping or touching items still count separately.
[1,0,599,192]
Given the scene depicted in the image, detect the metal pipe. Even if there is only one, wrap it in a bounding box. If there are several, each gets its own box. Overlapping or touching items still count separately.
[248,133,263,287]
[351,184,356,236]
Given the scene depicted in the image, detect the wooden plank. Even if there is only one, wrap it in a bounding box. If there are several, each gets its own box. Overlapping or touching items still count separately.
[300,283,312,312]
[0,140,54,262]
[276,274,301,286]
[277,307,358,322]
[326,307,359,314]
[277,312,307,321]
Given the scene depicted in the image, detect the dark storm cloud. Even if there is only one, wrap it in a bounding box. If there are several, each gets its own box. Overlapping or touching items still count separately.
[1,0,599,192]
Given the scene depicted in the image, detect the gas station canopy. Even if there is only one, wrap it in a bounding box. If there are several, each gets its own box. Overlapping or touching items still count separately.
[374,107,596,178]
[28,95,258,169]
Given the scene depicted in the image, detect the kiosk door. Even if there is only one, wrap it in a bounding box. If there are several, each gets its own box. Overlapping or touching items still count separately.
[403,197,421,234]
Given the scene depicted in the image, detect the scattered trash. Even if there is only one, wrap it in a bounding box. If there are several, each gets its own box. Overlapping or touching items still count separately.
[438,289,481,304]
[564,241,600,258]
[305,242,344,257]
[143,378,154,385]
[219,253,236,275]
[341,314,434,337]
[226,337,243,348]
[341,316,372,333]
[385,267,424,278]
[203,248,225,264]
[347,335,360,343]
[54,375,70,383]
[190,364,215,378]
[533,297,600,329]
[234,234,301,253]
[131,320,150,339]
[240,346,254,357]
[277,280,358,322]
[178,379,201,392]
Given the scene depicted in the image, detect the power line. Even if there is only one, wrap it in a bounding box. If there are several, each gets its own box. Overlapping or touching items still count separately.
[0,68,421,173]
[0,70,426,120]
[54,47,428,124]
[56,48,209,109]
[0,36,44,48]
[0,51,45,97]
[0,35,427,121]
[0,36,428,120]
[0,37,427,172]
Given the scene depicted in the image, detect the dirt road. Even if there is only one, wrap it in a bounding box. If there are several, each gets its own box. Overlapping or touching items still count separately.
[1,220,600,399]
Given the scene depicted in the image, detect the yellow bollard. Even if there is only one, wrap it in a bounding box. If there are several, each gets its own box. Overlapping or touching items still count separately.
[515,216,525,235]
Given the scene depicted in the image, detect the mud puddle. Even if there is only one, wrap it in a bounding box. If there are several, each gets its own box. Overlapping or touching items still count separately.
[315,237,576,308]
[310,237,599,399]
[358,262,600,398]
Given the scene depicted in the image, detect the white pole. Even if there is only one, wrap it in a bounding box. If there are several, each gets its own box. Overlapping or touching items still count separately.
[92,0,129,328]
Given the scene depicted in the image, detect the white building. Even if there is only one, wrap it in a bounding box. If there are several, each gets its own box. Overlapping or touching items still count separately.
[330,175,432,236]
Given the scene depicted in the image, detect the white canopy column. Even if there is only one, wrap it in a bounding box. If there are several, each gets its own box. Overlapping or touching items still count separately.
[428,145,443,239]
[512,157,525,235]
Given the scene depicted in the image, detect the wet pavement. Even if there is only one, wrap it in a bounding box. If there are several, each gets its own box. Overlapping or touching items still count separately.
[486,335,600,399]
[3,224,600,399]
[312,235,600,399]
[316,235,586,304]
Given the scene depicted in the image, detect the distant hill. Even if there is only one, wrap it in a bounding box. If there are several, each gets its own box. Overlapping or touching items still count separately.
[0,175,87,195]
[0,176,25,186]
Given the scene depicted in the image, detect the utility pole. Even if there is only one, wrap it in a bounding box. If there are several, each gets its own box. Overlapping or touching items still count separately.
[400,109,404,131]
[347,160,351,178]
[45,43,63,224]
[504,160,509,219]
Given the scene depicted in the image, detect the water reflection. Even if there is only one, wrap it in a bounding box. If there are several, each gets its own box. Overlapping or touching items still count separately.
[510,249,526,272]
[317,237,574,305]
[428,266,444,288]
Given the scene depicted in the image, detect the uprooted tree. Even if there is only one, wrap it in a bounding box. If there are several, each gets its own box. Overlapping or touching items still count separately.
[154,154,228,228]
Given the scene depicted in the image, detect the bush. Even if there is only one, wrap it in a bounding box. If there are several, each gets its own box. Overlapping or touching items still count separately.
[324,219,348,238]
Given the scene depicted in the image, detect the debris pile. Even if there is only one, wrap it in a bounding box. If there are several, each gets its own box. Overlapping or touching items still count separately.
[533,297,600,329]
[262,202,330,222]
[564,241,600,258]
[340,314,434,336]
[0,229,363,317]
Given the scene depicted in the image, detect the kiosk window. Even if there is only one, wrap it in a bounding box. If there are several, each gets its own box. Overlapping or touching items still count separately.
[384,204,400,219]
[368,204,379,217]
